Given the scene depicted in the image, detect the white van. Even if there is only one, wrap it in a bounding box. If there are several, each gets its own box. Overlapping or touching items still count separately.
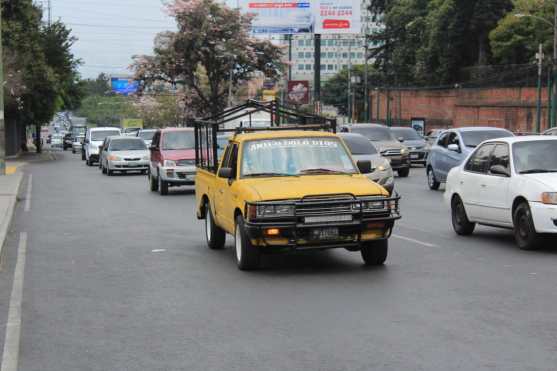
[83,127,121,166]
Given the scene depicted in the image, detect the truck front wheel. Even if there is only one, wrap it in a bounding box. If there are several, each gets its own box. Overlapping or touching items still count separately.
[361,240,388,266]
[235,215,260,270]
[205,203,225,250]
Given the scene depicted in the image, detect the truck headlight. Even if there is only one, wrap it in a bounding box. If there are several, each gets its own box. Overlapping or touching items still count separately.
[541,192,557,205]
[256,204,295,218]
[164,160,176,167]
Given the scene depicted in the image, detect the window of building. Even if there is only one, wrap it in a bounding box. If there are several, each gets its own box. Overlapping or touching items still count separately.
[327,52,334,58]
[305,52,312,58]
[298,39,304,46]
[327,64,334,70]
[342,64,348,70]
[320,64,325,70]
[350,52,355,58]
[298,52,304,59]
[305,64,312,70]
[357,53,363,59]
[306,39,312,46]
[298,64,304,71]
[342,52,348,59]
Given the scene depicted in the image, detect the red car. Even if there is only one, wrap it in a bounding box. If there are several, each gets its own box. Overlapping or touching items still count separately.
[148,128,196,195]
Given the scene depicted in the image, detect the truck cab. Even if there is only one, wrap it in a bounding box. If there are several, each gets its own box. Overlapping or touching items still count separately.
[195,121,401,270]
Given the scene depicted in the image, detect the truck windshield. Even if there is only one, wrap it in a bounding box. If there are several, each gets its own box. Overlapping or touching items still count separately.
[241,137,357,177]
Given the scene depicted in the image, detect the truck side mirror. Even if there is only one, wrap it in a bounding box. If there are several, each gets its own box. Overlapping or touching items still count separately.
[218,167,233,179]
[357,160,372,174]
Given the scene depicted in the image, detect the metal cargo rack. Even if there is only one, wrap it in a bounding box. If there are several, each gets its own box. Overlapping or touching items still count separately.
[193,100,337,173]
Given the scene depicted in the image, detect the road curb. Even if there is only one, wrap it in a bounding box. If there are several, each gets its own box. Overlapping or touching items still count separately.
[0,172,24,267]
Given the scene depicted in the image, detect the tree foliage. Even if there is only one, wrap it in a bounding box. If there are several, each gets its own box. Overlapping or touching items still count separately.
[131,0,284,116]
[490,0,554,65]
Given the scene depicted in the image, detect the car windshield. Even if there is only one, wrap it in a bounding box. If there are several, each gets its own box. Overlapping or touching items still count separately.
[513,140,557,174]
[71,127,86,136]
[342,135,378,155]
[162,131,195,150]
[91,130,120,141]
[350,126,395,141]
[461,130,513,148]
[241,137,357,177]
[139,131,155,140]
[109,139,147,151]
[391,128,421,141]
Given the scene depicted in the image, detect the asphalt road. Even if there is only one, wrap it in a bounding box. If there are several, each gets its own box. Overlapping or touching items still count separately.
[1,150,557,371]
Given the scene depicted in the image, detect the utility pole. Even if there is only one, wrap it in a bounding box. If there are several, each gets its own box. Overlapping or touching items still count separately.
[536,43,544,133]
[347,40,352,123]
[364,38,369,122]
[0,4,5,175]
[314,34,321,114]
[287,34,292,81]
[553,0,557,128]
[48,0,52,26]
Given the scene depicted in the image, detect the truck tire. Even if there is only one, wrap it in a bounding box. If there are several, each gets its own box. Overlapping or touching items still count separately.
[513,202,543,250]
[158,173,168,195]
[205,203,225,250]
[361,240,388,266]
[451,195,475,235]
[235,215,260,270]
[398,167,410,178]
[149,171,158,192]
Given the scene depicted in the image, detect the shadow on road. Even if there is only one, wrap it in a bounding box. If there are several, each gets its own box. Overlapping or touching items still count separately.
[464,228,557,254]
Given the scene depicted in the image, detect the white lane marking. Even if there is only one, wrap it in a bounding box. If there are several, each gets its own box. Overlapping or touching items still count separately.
[1,232,28,371]
[151,249,166,253]
[24,175,32,212]
[392,233,438,248]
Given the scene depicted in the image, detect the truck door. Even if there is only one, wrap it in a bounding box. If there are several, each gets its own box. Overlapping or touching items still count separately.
[215,143,239,232]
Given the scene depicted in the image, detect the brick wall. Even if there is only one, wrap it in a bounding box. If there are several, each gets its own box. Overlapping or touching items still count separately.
[369,87,551,133]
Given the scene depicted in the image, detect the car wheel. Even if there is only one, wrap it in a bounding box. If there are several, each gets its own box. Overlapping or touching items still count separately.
[149,171,159,192]
[86,157,91,166]
[102,162,107,174]
[158,173,168,195]
[235,215,260,270]
[427,167,440,190]
[205,202,226,250]
[361,240,388,266]
[513,202,543,250]
[81,151,86,161]
[451,195,475,235]
[397,167,410,178]
[72,148,76,154]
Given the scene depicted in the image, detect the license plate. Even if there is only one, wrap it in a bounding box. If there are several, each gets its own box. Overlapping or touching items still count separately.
[305,215,353,224]
[410,154,419,159]
[311,227,339,241]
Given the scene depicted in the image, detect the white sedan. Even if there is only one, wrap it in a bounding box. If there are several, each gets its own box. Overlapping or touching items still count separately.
[445,136,557,250]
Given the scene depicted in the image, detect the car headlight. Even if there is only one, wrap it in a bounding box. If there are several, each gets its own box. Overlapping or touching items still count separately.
[107,155,121,161]
[400,148,408,155]
[541,192,557,205]
[256,204,295,218]
[164,160,176,167]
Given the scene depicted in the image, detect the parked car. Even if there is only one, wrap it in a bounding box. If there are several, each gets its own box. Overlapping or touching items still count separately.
[99,136,149,176]
[340,124,411,177]
[445,136,557,250]
[83,127,122,166]
[339,133,395,194]
[136,129,157,147]
[148,128,196,195]
[543,127,557,136]
[390,126,429,166]
[69,125,87,154]
[63,133,73,150]
[426,127,514,190]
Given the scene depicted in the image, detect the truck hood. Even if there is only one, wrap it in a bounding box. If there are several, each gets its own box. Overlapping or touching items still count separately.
[243,175,388,201]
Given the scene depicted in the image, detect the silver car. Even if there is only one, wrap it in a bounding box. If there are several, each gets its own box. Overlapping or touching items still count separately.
[136,129,157,147]
[99,136,150,176]
[339,133,395,194]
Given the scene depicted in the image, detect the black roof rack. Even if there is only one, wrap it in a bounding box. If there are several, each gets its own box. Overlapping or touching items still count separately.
[193,100,337,173]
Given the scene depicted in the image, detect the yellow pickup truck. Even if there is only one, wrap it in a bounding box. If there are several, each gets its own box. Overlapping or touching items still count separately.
[195,125,401,270]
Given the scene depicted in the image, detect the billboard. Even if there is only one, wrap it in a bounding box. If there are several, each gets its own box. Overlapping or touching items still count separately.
[111,78,139,95]
[287,81,310,104]
[240,0,361,34]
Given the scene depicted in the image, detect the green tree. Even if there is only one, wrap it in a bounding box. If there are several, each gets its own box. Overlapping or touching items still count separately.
[81,73,111,97]
[490,0,554,65]
[76,95,137,127]
[131,0,284,117]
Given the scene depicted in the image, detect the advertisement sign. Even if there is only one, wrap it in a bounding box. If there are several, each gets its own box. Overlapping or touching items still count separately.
[314,0,361,34]
[111,78,139,95]
[121,118,144,129]
[287,81,310,104]
[240,0,361,34]
[411,118,426,137]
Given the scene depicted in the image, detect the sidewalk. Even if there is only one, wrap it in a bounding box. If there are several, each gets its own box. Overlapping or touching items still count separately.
[0,162,25,263]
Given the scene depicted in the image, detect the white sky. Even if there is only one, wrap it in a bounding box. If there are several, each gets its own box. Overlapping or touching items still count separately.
[43,0,176,79]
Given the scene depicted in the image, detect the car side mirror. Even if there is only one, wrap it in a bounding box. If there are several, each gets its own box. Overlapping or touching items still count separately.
[149,145,157,151]
[490,165,510,177]
[447,144,460,152]
[398,137,405,143]
[218,167,233,179]
[357,160,372,174]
